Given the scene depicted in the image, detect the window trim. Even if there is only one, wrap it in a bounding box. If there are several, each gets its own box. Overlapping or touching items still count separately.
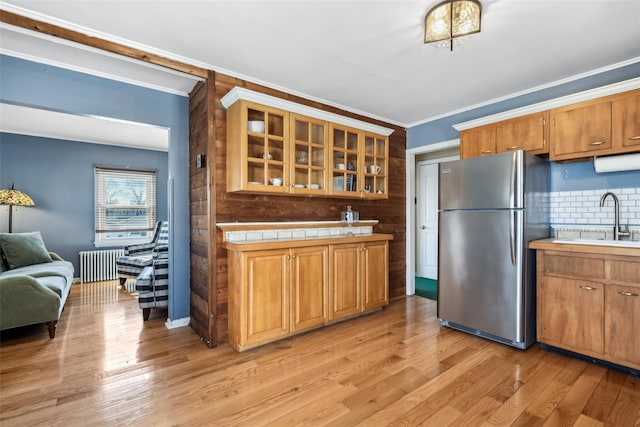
[94,165,157,248]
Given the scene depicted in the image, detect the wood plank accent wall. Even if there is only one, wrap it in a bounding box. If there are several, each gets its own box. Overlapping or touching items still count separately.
[189,72,407,347]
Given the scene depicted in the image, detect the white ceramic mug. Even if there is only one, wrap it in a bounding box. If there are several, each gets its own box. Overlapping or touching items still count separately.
[336,163,346,170]
[369,164,381,174]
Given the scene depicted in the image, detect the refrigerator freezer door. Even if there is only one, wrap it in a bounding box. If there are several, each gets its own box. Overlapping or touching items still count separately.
[439,151,524,210]
[438,209,526,344]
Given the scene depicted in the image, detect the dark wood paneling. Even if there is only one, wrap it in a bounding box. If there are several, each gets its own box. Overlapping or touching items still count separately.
[191,71,406,347]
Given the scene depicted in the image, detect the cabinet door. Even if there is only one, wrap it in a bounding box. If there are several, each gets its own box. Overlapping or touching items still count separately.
[329,124,361,197]
[329,243,362,320]
[362,241,389,311]
[227,101,289,193]
[606,284,640,366]
[290,246,329,333]
[551,100,611,160]
[244,249,290,345]
[460,126,496,159]
[496,112,548,155]
[612,90,640,149]
[538,277,604,355]
[290,114,328,194]
[362,132,389,198]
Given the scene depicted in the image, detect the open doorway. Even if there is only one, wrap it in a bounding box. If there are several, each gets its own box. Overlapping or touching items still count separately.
[405,140,460,298]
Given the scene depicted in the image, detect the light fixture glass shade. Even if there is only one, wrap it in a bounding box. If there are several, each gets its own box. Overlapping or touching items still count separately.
[425,0,481,50]
[0,185,35,207]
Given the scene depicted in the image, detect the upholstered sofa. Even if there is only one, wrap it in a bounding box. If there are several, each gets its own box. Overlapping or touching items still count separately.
[0,232,74,338]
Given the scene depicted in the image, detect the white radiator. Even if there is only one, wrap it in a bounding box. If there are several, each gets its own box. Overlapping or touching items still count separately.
[79,249,124,284]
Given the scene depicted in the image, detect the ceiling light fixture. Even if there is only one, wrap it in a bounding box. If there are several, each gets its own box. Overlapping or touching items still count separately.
[424,0,482,51]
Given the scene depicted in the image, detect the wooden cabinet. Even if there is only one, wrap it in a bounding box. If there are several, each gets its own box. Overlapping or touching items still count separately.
[223,88,391,199]
[534,245,640,370]
[550,88,640,160]
[460,89,639,161]
[538,276,604,354]
[460,111,548,159]
[460,125,495,159]
[550,99,612,160]
[289,114,329,195]
[612,90,640,149]
[229,248,290,349]
[226,235,391,351]
[495,111,548,155]
[329,240,389,321]
[290,246,329,333]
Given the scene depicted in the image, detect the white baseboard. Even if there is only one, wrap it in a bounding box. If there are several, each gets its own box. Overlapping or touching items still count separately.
[165,317,190,329]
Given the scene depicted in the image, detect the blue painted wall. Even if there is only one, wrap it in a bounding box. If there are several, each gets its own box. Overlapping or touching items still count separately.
[407,61,640,192]
[0,133,168,269]
[0,55,191,322]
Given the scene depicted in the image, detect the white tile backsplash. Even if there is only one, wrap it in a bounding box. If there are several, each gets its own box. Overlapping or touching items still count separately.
[550,187,640,226]
[222,223,375,243]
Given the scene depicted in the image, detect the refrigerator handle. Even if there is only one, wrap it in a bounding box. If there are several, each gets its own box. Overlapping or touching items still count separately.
[509,152,517,209]
[509,210,516,266]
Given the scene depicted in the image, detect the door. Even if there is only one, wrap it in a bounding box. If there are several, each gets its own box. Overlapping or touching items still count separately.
[244,249,290,345]
[416,162,439,279]
[363,241,389,311]
[290,246,328,333]
[438,209,524,342]
[329,243,362,320]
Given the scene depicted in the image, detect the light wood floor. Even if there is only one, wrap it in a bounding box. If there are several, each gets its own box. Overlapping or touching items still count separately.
[1,281,638,426]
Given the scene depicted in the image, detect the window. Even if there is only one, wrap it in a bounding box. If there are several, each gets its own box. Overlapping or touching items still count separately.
[94,166,156,247]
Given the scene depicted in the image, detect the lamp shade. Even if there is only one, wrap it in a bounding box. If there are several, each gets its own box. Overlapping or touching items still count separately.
[425,0,481,50]
[0,184,35,207]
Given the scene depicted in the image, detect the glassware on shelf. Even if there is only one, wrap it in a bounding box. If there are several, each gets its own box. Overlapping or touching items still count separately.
[340,205,359,237]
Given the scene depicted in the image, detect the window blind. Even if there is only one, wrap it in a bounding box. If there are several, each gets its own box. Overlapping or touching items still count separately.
[94,166,157,235]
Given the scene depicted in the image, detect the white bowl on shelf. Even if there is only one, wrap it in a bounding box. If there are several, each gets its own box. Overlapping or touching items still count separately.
[269,177,283,186]
[248,121,265,133]
[310,184,321,189]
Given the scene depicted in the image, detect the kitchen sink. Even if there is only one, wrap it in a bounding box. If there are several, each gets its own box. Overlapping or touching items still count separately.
[552,238,640,248]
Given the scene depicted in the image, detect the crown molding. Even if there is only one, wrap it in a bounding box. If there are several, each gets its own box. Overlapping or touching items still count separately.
[453,77,640,131]
[221,87,395,136]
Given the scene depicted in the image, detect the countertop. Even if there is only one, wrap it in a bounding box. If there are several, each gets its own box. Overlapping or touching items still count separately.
[224,233,393,251]
[529,238,640,257]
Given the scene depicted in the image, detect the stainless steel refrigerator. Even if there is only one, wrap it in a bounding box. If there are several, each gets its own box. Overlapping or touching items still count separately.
[437,150,549,349]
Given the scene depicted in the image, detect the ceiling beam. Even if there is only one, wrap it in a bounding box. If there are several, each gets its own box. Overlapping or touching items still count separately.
[0,9,208,79]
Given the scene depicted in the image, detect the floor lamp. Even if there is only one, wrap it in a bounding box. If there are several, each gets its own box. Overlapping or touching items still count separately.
[0,184,35,233]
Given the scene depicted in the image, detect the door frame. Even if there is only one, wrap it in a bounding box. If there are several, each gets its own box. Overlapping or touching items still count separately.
[405,139,459,295]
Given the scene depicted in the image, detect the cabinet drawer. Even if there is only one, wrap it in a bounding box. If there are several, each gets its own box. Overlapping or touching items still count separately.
[542,255,604,279]
[610,259,640,284]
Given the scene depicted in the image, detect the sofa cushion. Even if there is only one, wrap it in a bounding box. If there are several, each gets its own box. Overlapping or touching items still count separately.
[0,232,53,270]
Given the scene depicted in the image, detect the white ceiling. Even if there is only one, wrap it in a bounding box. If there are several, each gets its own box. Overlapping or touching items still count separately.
[1,0,640,129]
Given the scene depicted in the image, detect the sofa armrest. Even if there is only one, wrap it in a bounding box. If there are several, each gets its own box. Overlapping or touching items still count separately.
[124,242,155,256]
[0,275,62,331]
[49,252,64,261]
[152,245,169,260]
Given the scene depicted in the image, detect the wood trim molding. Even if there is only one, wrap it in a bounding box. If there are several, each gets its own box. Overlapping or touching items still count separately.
[453,77,640,131]
[220,87,395,136]
[0,9,208,79]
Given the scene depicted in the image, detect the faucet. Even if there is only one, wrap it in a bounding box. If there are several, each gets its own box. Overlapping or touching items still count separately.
[599,192,630,240]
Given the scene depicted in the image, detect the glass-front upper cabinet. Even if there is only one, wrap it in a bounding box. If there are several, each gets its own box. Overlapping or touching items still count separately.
[227,101,288,193]
[330,124,360,197]
[290,114,328,194]
[223,87,393,198]
[362,132,388,198]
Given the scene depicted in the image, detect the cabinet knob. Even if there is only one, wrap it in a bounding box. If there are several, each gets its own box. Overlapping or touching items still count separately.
[481,150,492,154]
[507,146,519,150]
[629,135,640,141]
[590,141,605,146]
[421,225,426,230]
[578,285,597,291]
